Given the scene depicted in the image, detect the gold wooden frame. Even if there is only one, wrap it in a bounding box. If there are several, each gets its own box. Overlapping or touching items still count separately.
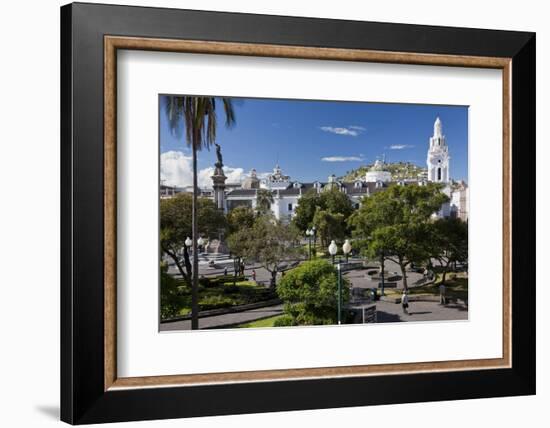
[104,36,512,391]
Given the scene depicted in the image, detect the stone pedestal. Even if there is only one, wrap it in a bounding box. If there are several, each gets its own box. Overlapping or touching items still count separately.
[211,163,227,212]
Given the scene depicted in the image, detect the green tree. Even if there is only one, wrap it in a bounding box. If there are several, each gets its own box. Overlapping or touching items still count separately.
[292,189,321,232]
[429,218,468,283]
[349,183,449,290]
[164,96,235,329]
[276,259,350,325]
[312,209,346,248]
[227,216,301,287]
[160,193,226,288]
[293,188,354,249]
[255,189,274,215]
[226,205,256,235]
[320,187,354,220]
[160,262,186,320]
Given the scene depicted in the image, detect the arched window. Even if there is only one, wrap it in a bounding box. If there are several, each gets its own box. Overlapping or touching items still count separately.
[437,167,442,181]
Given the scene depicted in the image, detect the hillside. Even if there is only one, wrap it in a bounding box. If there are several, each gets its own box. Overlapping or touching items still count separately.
[340,161,427,182]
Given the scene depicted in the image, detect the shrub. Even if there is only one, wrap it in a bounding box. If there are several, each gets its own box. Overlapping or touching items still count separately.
[199,295,234,310]
[160,263,187,319]
[276,259,350,325]
[273,315,297,327]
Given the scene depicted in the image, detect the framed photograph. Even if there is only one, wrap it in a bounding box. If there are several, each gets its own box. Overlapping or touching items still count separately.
[61,2,535,424]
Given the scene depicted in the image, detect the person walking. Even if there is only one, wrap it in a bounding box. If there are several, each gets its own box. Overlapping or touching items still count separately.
[252,269,256,283]
[439,283,447,305]
[223,267,228,276]
[402,290,410,315]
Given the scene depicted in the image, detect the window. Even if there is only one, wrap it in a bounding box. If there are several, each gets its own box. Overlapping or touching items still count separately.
[437,167,441,181]
[288,203,293,211]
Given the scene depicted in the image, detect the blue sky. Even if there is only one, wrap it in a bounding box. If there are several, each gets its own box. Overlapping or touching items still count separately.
[159,96,468,187]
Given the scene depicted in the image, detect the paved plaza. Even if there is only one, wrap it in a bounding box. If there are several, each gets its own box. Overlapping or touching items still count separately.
[161,252,467,331]
[374,300,467,323]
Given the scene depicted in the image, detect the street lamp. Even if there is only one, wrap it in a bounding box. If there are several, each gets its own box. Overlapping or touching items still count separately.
[328,240,338,265]
[185,236,192,248]
[337,262,342,325]
[306,228,312,260]
[311,226,317,258]
[342,239,352,263]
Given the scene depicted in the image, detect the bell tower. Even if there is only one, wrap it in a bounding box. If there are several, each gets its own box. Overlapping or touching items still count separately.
[427,117,450,183]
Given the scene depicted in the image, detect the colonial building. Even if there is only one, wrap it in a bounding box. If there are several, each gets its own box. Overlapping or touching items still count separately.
[162,117,468,222]
[427,117,450,183]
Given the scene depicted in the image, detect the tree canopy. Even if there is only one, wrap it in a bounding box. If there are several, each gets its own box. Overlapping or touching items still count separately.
[292,188,354,246]
[160,193,226,283]
[276,259,350,326]
[227,215,301,286]
[428,217,468,283]
[226,205,256,235]
[349,183,449,289]
[255,189,274,215]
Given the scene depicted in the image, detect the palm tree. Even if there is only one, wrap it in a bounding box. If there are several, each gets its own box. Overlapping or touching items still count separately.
[255,189,274,216]
[165,96,235,329]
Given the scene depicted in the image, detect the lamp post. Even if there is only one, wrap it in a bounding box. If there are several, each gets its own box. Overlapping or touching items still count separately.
[342,239,352,264]
[306,228,312,260]
[380,249,386,296]
[311,226,317,258]
[337,262,342,325]
[185,236,192,251]
[328,240,337,265]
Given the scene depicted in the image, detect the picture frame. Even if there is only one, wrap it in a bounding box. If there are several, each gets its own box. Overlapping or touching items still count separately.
[61,2,535,424]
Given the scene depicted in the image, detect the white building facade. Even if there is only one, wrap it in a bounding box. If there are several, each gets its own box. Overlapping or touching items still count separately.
[427,117,450,183]
[164,117,468,223]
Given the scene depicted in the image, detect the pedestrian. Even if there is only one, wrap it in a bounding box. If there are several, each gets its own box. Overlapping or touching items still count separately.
[402,290,410,315]
[224,267,228,276]
[439,283,446,305]
[252,269,256,283]
[241,262,245,275]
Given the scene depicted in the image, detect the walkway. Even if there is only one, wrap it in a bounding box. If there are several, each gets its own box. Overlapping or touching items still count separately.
[160,304,284,331]
[374,300,468,323]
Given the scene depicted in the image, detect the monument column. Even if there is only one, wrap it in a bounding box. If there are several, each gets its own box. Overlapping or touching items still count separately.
[211,143,227,212]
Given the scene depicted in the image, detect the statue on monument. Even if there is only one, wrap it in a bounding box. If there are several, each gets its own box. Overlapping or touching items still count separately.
[215,143,223,168]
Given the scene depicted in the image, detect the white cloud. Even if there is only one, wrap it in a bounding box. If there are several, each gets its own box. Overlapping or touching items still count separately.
[198,166,245,188]
[160,151,193,187]
[320,126,362,137]
[160,150,245,189]
[349,125,366,131]
[389,144,415,150]
[321,156,364,162]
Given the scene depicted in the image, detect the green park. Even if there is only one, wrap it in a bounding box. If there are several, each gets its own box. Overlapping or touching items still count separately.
[158,96,469,331]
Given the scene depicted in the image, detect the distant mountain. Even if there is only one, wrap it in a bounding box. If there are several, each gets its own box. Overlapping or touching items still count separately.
[340,161,427,182]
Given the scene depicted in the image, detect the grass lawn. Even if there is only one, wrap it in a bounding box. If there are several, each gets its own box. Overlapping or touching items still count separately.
[172,279,276,317]
[235,315,285,328]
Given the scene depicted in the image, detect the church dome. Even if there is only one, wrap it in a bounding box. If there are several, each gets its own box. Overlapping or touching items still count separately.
[242,168,260,189]
[372,159,385,171]
[365,159,392,183]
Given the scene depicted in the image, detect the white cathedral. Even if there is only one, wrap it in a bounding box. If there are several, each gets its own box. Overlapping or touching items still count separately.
[162,117,468,222]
